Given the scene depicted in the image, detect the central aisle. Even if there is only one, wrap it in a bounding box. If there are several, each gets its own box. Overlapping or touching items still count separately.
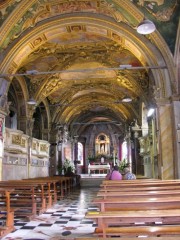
[2,187,100,240]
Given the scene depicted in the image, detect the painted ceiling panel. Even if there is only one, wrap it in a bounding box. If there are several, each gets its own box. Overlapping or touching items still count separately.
[0,0,178,136]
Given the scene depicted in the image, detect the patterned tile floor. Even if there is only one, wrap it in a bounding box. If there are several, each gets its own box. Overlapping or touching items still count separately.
[1,187,99,240]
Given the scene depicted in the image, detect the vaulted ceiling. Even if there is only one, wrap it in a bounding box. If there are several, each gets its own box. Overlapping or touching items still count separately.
[0,0,179,138]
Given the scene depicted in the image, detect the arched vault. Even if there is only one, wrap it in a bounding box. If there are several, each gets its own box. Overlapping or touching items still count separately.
[0,0,177,134]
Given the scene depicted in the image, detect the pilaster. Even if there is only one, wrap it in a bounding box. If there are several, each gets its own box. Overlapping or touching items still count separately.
[49,123,58,176]
[156,98,175,179]
[171,99,180,178]
[0,94,11,180]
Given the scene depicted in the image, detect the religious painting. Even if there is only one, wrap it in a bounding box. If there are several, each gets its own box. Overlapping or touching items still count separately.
[64,146,71,160]
[121,141,128,160]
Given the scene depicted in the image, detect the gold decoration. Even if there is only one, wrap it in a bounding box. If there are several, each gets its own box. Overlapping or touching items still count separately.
[12,135,21,145]
[40,144,47,152]
[32,142,36,150]
[29,34,47,49]
[21,139,26,148]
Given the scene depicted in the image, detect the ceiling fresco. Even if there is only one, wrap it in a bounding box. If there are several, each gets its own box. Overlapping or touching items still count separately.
[0,0,179,53]
[132,0,180,53]
[0,0,179,139]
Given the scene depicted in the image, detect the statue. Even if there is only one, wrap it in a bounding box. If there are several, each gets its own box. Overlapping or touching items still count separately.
[100,143,105,153]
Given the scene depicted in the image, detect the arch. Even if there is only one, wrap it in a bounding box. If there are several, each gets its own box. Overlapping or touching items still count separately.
[0,13,175,100]
[32,101,50,140]
[6,78,27,132]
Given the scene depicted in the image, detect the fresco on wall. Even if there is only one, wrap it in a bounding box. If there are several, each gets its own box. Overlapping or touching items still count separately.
[132,0,180,53]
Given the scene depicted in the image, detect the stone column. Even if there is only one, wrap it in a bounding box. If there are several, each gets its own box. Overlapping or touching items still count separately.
[156,99,174,179]
[49,123,59,176]
[26,105,35,178]
[73,141,78,174]
[26,105,36,136]
[171,98,180,178]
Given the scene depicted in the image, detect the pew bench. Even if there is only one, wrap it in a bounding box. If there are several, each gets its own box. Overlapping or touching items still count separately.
[86,179,180,238]
[86,209,180,238]
[31,176,74,199]
[102,179,180,184]
[93,196,180,211]
[94,225,180,238]
[101,180,180,190]
[0,181,46,218]
[101,179,180,186]
[22,178,57,207]
[99,185,180,193]
[97,189,180,199]
[23,176,75,200]
[50,176,74,199]
[0,187,15,237]
[86,209,180,226]
[75,237,180,240]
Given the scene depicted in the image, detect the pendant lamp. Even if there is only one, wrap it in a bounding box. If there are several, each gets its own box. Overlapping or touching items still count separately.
[122,96,132,103]
[27,97,37,105]
[137,19,156,34]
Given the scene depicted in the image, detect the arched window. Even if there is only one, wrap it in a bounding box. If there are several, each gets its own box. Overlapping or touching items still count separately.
[78,142,83,165]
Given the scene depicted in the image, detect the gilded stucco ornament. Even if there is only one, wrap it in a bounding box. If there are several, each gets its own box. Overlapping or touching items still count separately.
[0,0,22,26]
[0,1,44,50]
[41,74,62,99]
[0,0,125,51]
[19,38,144,103]
[29,0,124,27]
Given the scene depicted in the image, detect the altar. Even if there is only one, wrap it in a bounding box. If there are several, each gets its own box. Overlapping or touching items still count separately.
[88,163,110,174]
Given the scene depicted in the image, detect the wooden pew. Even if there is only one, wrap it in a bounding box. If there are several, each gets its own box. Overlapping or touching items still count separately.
[101,180,180,190]
[94,224,180,238]
[24,176,75,201]
[48,176,73,199]
[102,179,180,184]
[75,237,180,240]
[93,196,180,211]
[22,178,57,207]
[86,180,180,238]
[99,184,180,193]
[0,187,15,237]
[86,208,180,225]
[97,189,180,199]
[32,176,74,199]
[86,209,180,238]
[0,181,45,218]
[48,176,74,199]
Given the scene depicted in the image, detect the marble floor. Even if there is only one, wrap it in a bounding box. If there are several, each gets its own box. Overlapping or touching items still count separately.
[1,187,100,240]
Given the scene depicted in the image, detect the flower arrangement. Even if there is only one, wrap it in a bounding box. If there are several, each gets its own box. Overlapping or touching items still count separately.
[87,155,96,163]
[62,159,75,174]
[118,159,130,174]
